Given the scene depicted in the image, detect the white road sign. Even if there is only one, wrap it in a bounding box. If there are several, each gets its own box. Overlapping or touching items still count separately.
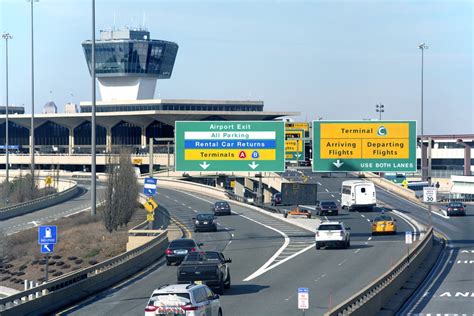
[405,231,413,244]
[298,287,309,310]
[423,187,437,203]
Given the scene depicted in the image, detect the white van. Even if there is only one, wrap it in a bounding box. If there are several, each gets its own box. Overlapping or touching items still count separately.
[341,180,376,211]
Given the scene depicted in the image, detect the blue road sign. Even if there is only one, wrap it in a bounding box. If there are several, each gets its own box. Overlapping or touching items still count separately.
[144,177,158,196]
[40,244,55,254]
[38,226,57,244]
[298,287,309,293]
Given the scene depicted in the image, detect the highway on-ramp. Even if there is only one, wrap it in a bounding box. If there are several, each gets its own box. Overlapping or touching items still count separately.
[62,183,411,316]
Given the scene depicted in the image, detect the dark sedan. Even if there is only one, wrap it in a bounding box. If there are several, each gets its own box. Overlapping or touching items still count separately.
[444,202,466,216]
[212,201,231,215]
[194,214,218,232]
[165,238,202,266]
[316,200,339,216]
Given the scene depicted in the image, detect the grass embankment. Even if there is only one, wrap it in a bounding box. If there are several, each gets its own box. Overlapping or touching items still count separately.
[0,208,146,291]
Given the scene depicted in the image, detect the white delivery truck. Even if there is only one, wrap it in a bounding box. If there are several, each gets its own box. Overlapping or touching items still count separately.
[341,180,376,211]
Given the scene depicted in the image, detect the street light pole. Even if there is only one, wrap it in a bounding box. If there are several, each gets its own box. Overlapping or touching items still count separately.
[375,103,385,120]
[418,43,428,181]
[2,33,12,183]
[29,0,38,183]
[91,0,97,216]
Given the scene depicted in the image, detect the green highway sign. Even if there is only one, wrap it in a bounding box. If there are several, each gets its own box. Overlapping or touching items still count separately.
[312,120,417,172]
[175,121,285,172]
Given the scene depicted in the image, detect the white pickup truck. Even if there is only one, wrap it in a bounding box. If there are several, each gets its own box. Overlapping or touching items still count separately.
[315,221,351,249]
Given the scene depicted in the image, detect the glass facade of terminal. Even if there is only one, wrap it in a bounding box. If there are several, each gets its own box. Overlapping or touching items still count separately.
[82,40,178,78]
[81,103,264,113]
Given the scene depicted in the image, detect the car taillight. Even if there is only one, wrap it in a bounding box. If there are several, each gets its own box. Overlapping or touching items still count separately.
[190,247,196,252]
[181,304,199,311]
[144,305,158,312]
[165,249,172,255]
[448,207,452,211]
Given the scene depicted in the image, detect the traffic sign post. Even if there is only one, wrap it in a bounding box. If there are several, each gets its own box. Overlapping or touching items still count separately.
[38,226,57,245]
[312,121,417,172]
[38,226,57,282]
[298,287,309,314]
[144,177,157,196]
[175,121,285,172]
[423,187,437,203]
[405,231,413,266]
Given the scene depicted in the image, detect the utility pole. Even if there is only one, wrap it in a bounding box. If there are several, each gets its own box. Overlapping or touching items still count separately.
[1,32,12,183]
[29,0,39,184]
[167,141,171,177]
[418,43,428,181]
[91,0,97,216]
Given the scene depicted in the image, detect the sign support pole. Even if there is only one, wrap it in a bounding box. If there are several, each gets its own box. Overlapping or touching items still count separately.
[258,172,263,205]
[45,255,49,282]
[427,137,433,229]
[167,141,171,177]
[149,138,153,178]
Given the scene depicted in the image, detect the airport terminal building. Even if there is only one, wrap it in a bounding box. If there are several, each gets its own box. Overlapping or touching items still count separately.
[0,28,297,158]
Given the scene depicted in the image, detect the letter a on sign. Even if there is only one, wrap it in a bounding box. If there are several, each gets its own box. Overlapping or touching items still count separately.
[239,151,247,158]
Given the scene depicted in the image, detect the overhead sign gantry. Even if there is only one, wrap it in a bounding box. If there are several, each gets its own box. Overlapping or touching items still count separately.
[175,121,285,172]
[312,120,416,172]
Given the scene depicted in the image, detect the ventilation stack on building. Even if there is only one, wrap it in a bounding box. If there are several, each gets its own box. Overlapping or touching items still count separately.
[42,101,58,114]
[64,102,79,114]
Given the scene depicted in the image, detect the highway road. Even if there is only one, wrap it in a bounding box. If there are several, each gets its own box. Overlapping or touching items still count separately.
[0,181,106,235]
[294,168,474,315]
[63,180,412,316]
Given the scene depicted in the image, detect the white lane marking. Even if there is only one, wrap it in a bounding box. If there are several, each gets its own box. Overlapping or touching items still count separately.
[368,237,372,241]
[337,199,341,203]
[331,194,335,197]
[321,273,327,278]
[256,244,315,277]
[172,190,295,282]
[231,233,235,237]
[365,242,368,245]
[324,216,328,221]
[164,195,170,198]
[193,209,198,213]
[432,209,449,219]
[360,214,365,218]
[366,219,371,222]
[188,206,192,209]
[325,188,329,192]
[317,182,322,186]
[241,213,290,281]
[391,209,421,241]
[181,203,186,206]
[338,259,347,266]
[354,249,361,254]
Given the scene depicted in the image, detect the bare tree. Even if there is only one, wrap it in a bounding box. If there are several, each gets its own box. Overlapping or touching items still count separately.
[100,149,139,232]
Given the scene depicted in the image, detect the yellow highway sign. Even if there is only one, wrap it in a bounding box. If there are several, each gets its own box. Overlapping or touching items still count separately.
[285,122,309,132]
[144,198,158,213]
[146,213,154,222]
[45,176,53,186]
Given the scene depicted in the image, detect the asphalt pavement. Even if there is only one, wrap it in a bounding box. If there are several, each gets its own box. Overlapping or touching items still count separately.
[62,179,412,316]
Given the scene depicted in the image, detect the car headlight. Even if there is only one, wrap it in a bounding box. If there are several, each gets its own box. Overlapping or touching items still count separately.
[195,221,199,224]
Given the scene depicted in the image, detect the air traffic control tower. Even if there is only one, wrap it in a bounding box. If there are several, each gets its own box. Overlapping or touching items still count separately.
[82,29,178,101]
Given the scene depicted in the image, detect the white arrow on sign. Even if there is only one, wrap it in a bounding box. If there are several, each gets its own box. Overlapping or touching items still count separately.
[43,244,51,252]
[295,153,301,158]
[248,161,259,170]
[199,161,210,170]
[333,160,344,168]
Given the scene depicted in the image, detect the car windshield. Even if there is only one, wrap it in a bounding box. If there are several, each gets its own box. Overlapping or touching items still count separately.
[196,214,214,221]
[215,202,229,208]
[449,202,462,207]
[318,225,342,231]
[149,293,191,306]
[374,215,393,222]
[170,240,196,248]
[321,201,336,207]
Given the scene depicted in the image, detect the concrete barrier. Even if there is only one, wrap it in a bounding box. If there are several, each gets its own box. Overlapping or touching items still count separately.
[324,227,433,316]
[0,179,80,221]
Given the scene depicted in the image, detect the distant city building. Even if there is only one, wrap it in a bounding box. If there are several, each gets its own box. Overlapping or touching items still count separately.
[43,101,58,114]
[64,102,79,114]
[82,28,178,101]
[0,105,25,115]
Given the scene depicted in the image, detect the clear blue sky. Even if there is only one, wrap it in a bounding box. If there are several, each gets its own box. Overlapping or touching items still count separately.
[1,0,472,134]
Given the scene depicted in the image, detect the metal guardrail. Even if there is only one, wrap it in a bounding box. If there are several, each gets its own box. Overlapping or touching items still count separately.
[325,227,433,316]
[0,180,79,221]
[0,229,167,315]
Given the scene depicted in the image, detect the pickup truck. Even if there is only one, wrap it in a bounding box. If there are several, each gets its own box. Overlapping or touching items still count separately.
[177,251,232,294]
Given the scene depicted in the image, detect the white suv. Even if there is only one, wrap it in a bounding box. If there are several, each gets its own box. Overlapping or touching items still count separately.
[144,283,223,316]
[315,221,351,249]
